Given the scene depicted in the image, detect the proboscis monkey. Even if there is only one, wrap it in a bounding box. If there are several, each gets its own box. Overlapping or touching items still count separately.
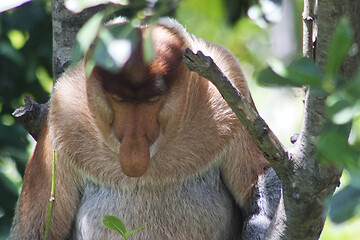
[9,18,281,240]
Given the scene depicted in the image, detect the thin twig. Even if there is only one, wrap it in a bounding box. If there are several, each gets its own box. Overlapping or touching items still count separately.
[44,150,57,240]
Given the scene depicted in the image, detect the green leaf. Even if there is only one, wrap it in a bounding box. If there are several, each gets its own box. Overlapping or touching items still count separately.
[72,12,105,64]
[76,12,104,53]
[326,70,360,124]
[348,169,360,189]
[325,17,354,79]
[102,215,127,236]
[142,27,155,64]
[248,0,282,29]
[255,66,291,87]
[327,92,360,125]
[91,23,138,73]
[124,222,147,239]
[256,58,323,87]
[247,5,268,29]
[329,185,360,223]
[318,128,358,168]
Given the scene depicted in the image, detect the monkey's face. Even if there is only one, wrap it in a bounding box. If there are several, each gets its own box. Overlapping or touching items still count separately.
[89,24,185,177]
[106,93,165,177]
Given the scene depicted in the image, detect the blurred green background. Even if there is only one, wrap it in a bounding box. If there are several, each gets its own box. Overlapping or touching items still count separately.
[0,0,359,239]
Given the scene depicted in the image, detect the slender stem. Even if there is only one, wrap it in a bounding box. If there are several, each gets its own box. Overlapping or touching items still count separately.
[302,0,314,58]
[44,150,57,240]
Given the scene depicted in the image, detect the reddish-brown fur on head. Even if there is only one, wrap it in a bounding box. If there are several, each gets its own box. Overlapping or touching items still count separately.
[91,25,186,177]
[93,25,185,102]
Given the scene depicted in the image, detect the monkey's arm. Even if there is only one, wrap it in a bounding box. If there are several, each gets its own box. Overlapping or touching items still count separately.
[241,167,281,240]
[221,131,281,239]
[9,119,80,240]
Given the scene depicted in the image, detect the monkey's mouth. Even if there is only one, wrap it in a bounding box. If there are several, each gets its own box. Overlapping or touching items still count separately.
[118,136,150,177]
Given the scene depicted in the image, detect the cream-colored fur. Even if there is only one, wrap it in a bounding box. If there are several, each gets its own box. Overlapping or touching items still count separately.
[9,18,269,240]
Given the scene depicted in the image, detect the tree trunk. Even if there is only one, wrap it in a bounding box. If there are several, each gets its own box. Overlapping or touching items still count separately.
[264,0,360,239]
[52,0,106,81]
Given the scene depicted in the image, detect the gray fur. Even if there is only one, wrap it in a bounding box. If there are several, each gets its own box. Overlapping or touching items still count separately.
[242,168,282,239]
[74,168,241,240]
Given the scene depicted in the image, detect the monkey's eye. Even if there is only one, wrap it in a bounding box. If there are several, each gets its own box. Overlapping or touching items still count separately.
[112,95,127,103]
[146,96,161,103]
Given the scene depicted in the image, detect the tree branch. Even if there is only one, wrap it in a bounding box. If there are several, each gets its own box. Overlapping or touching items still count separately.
[12,96,49,141]
[183,48,290,178]
[302,0,314,58]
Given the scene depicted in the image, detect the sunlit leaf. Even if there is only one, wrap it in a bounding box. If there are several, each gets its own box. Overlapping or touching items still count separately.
[255,66,290,87]
[65,0,128,13]
[91,23,138,73]
[102,215,127,236]
[72,11,105,64]
[8,30,29,50]
[274,58,323,86]
[76,12,104,53]
[124,222,147,238]
[329,185,360,223]
[247,0,282,28]
[325,17,354,79]
[327,93,360,125]
[108,39,132,67]
[327,70,360,124]
[260,0,282,23]
[92,31,115,70]
[142,27,155,63]
[256,58,323,87]
[248,5,268,29]
[0,0,32,13]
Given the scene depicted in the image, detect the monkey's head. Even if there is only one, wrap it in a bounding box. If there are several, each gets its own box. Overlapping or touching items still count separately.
[89,24,185,177]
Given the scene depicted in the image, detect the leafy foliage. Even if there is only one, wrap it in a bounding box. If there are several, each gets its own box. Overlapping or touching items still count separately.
[247,0,282,28]
[256,57,323,87]
[256,16,360,224]
[70,0,180,76]
[103,215,146,240]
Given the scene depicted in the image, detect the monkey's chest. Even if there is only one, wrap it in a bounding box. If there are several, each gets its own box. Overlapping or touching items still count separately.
[74,169,241,240]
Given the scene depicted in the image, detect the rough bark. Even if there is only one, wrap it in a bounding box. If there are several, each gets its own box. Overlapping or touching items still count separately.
[315,0,360,80]
[52,0,106,81]
[12,95,49,140]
